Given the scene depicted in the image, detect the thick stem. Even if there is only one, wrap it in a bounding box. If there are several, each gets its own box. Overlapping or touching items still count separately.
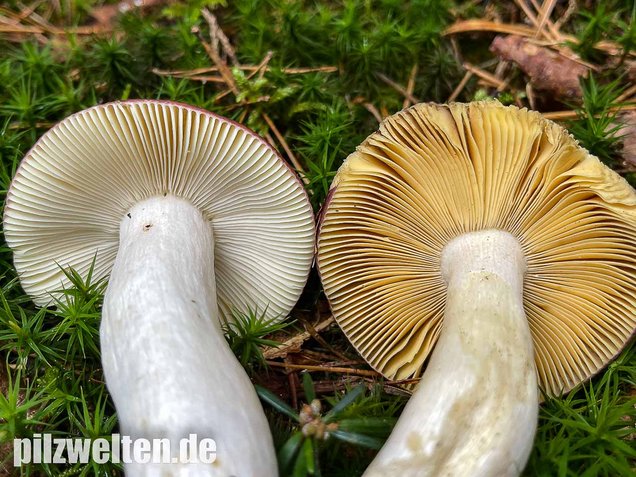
[364,230,537,477]
[101,196,277,476]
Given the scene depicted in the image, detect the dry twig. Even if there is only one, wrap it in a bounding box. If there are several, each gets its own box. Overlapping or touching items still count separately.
[403,64,419,109]
[448,71,473,102]
[249,51,274,81]
[377,72,421,105]
[266,361,380,377]
[300,314,350,362]
[263,316,336,360]
[462,62,507,90]
[534,0,559,41]
[361,102,384,123]
[153,65,337,78]
[201,8,238,66]
[193,25,239,96]
[262,113,307,180]
[542,104,636,121]
[445,20,630,57]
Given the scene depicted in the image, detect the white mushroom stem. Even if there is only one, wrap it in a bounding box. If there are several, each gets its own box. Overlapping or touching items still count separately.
[364,229,537,477]
[100,195,277,477]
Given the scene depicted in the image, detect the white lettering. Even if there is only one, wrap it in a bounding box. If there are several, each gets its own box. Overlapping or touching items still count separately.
[52,439,66,464]
[13,434,218,466]
[133,439,151,464]
[12,438,31,466]
[92,438,109,464]
[199,438,217,464]
[65,438,91,463]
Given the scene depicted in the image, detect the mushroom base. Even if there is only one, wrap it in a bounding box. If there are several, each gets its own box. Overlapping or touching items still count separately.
[100,195,277,477]
[364,229,537,477]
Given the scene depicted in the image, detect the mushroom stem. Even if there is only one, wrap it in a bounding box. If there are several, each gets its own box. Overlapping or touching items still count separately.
[100,195,277,476]
[364,229,537,477]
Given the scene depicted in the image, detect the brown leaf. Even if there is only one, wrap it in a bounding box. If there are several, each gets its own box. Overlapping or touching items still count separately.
[90,0,167,28]
[490,35,589,98]
[620,111,636,171]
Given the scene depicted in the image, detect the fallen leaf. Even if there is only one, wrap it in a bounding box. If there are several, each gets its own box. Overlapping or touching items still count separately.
[620,111,636,171]
[90,0,167,28]
[490,34,589,98]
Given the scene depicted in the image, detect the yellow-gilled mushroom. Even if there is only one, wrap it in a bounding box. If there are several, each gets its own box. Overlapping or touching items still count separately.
[317,101,636,476]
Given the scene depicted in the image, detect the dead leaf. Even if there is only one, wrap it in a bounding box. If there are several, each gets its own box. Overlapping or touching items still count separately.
[90,0,167,28]
[620,111,636,171]
[490,34,589,98]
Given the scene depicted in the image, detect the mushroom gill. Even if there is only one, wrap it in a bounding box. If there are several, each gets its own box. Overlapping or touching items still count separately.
[318,101,636,398]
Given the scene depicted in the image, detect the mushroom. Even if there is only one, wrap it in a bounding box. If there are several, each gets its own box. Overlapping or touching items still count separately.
[317,101,636,476]
[3,100,315,476]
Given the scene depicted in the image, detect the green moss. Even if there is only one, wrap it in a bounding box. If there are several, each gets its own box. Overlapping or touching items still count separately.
[0,1,634,476]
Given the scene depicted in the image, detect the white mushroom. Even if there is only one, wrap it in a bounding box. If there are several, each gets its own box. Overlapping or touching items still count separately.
[4,100,316,476]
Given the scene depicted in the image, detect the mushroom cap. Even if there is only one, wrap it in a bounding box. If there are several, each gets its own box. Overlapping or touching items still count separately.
[317,101,636,397]
[4,100,315,322]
